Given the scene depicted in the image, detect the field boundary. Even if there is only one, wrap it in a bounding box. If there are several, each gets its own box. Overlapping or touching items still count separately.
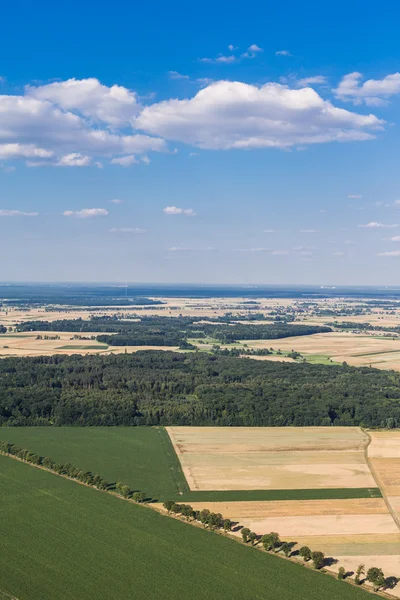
[156,427,191,496]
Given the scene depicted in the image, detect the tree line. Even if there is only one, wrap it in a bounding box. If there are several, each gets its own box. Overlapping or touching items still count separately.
[2,351,400,427]
[162,501,396,592]
[0,441,396,594]
[0,440,147,502]
[10,316,332,346]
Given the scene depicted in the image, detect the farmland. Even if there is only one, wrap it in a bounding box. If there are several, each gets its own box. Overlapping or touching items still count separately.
[167,426,376,491]
[164,426,400,593]
[0,427,379,502]
[0,454,376,600]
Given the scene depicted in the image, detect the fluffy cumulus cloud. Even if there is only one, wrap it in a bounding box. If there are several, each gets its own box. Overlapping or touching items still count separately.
[0,80,166,167]
[0,75,388,166]
[63,208,109,219]
[163,206,196,216]
[335,72,400,105]
[26,78,140,127]
[136,81,384,150]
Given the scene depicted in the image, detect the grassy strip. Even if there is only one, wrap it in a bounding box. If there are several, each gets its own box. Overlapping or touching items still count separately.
[176,488,382,502]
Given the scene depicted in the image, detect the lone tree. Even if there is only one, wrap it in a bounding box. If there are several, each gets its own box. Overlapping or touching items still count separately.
[355,563,365,585]
[241,528,251,543]
[311,551,325,570]
[367,567,386,592]
[299,546,312,562]
[338,567,346,580]
[261,532,281,552]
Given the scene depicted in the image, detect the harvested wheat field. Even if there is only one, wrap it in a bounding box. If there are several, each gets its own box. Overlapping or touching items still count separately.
[369,432,400,533]
[245,332,400,371]
[166,426,374,491]
[0,331,179,357]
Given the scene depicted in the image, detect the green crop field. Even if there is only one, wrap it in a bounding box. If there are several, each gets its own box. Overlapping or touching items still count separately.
[0,455,375,600]
[0,427,382,502]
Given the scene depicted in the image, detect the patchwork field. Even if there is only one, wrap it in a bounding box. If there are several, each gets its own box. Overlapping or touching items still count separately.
[242,332,400,371]
[164,426,400,593]
[0,331,179,357]
[2,455,375,600]
[166,426,376,491]
[3,425,400,594]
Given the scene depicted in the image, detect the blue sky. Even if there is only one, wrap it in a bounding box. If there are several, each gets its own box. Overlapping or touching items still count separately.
[1,0,400,284]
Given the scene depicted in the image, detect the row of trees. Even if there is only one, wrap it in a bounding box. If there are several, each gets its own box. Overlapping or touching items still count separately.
[0,441,147,503]
[163,501,397,592]
[12,315,331,346]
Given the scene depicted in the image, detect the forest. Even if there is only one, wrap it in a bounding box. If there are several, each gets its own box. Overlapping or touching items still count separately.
[0,351,399,428]
[12,316,331,346]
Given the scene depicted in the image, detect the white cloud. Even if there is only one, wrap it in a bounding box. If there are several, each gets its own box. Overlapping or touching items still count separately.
[163,206,196,216]
[393,200,400,206]
[110,198,124,204]
[264,229,275,233]
[0,209,38,217]
[27,78,140,127]
[297,76,328,87]
[199,55,236,64]
[248,44,263,53]
[359,222,400,228]
[271,249,289,255]
[136,80,383,150]
[228,45,237,51]
[344,239,357,245]
[168,71,189,80]
[378,251,400,256]
[110,155,138,166]
[63,208,108,219]
[0,143,53,160]
[335,72,400,105]
[57,153,91,167]
[348,194,362,199]
[332,251,345,256]
[276,50,292,56]
[390,236,400,242]
[300,229,319,233]
[110,227,146,233]
[0,83,167,167]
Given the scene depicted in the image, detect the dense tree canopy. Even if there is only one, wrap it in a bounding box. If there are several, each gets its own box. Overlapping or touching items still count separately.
[0,351,400,428]
[12,316,331,346]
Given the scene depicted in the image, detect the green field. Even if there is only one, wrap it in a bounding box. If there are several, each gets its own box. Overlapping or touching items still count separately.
[0,455,375,600]
[0,427,382,502]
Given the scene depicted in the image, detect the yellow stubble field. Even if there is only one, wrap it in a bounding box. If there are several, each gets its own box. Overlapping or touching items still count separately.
[166,426,400,591]
[166,426,375,491]
[244,332,400,371]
